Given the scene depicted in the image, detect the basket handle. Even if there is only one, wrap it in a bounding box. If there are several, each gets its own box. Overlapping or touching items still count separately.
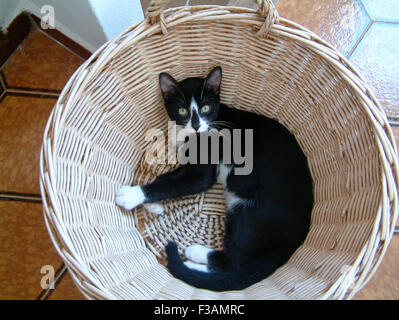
[146,0,279,37]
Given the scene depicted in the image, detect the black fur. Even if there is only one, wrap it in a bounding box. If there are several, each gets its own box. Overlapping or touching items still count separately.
[141,67,313,291]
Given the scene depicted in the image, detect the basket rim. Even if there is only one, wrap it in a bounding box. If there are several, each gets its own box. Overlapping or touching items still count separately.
[39,5,399,300]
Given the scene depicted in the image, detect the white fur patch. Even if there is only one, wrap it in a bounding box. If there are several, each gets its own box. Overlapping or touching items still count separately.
[217,164,232,187]
[116,185,145,210]
[185,96,209,133]
[198,118,209,133]
[184,119,194,131]
[225,190,243,210]
[217,164,245,210]
[185,244,212,264]
[143,202,164,215]
[190,96,199,113]
[184,261,209,272]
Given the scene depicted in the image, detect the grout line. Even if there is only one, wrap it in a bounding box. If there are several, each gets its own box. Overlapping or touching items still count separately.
[0,69,9,88]
[346,0,373,59]
[29,15,86,61]
[357,0,372,21]
[0,196,42,204]
[6,85,60,94]
[359,0,399,25]
[37,263,68,300]
[373,20,399,25]
[0,191,42,203]
[0,72,5,102]
[0,191,42,197]
[0,70,6,89]
[1,68,60,99]
[6,88,59,97]
[5,91,59,99]
[346,20,373,59]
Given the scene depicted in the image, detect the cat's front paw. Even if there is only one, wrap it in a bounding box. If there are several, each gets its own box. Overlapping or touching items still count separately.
[115,185,145,210]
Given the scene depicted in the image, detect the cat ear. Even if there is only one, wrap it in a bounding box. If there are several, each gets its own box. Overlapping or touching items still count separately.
[204,66,222,96]
[159,73,179,101]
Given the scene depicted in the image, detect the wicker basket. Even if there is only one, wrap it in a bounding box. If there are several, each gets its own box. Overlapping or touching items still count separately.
[40,0,398,299]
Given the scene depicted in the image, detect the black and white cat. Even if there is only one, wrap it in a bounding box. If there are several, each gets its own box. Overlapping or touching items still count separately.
[116,67,313,291]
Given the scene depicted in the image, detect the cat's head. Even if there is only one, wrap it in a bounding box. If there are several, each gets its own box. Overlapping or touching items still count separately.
[159,67,222,133]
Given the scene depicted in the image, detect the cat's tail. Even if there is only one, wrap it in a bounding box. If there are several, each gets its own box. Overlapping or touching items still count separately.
[165,241,282,292]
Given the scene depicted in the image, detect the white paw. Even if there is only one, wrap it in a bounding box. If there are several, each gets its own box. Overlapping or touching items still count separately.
[143,202,164,215]
[184,261,209,272]
[185,244,212,264]
[115,185,145,210]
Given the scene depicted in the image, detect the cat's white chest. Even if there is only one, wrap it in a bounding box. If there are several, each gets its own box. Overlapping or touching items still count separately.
[217,164,232,187]
[217,164,243,210]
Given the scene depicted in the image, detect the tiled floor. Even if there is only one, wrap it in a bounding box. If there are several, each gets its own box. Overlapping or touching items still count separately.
[276,0,399,121]
[0,27,85,299]
[0,0,398,300]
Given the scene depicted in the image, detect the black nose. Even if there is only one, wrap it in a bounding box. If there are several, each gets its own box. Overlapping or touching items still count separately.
[192,122,200,131]
[191,112,200,131]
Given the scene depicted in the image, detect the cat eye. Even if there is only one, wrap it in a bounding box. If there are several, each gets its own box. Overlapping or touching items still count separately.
[201,105,211,114]
[178,107,188,116]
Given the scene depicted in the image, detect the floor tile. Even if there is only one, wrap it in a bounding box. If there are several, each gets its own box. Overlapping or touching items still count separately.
[49,271,85,300]
[0,201,63,299]
[0,95,56,194]
[190,0,229,6]
[276,0,370,56]
[354,235,399,299]
[227,0,279,9]
[349,23,399,118]
[2,29,82,91]
[227,0,257,9]
[0,80,4,96]
[141,0,188,14]
[361,0,399,22]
